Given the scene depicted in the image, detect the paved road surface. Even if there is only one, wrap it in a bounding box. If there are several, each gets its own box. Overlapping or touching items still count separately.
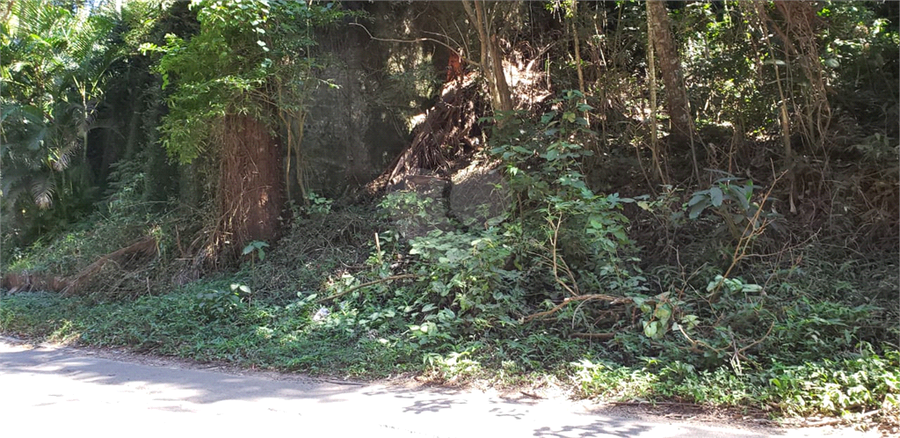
[0,338,874,437]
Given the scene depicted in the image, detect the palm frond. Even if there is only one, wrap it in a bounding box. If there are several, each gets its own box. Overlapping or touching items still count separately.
[30,176,55,209]
[50,139,78,171]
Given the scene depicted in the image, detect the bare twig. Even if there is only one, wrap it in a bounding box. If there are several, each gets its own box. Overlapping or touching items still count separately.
[736,321,775,357]
[349,23,480,68]
[546,212,580,296]
[611,401,704,408]
[799,409,881,428]
[675,322,722,355]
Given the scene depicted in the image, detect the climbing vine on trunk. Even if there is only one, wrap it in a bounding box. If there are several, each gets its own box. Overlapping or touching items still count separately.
[145,0,345,264]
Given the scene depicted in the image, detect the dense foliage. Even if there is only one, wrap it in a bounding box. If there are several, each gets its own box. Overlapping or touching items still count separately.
[1,0,897,427]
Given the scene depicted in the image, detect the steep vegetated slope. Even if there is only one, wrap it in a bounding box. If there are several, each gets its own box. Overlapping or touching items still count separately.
[1,1,897,430]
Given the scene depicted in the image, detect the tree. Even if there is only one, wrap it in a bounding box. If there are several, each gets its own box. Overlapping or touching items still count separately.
[148,0,343,264]
[646,0,697,180]
[1,1,118,239]
[462,0,513,113]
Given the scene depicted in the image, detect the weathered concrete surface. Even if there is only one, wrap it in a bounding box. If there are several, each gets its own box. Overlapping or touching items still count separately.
[0,338,876,438]
[449,159,509,229]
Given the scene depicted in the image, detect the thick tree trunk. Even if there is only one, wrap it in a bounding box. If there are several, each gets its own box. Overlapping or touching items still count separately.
[216,114,284,260]
[646,1,692,144]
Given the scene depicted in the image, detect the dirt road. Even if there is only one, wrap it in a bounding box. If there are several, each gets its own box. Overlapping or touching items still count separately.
[0,337,874,437]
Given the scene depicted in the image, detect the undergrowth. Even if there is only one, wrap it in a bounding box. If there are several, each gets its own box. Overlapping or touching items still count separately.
[573,348,899,417]
[1,92,897,427]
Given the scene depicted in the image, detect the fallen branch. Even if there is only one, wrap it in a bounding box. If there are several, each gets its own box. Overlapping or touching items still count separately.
[63,237,158,296]
[318,274,421,303]
[523,294,632,323]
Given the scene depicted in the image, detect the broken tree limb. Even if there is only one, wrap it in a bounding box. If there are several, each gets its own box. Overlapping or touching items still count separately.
[523,294,632,323]
[349,23,479,68]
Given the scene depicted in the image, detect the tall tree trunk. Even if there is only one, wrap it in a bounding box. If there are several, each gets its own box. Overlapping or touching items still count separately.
[646,16,667,185]
[462,0,513,113]
[646,1,697,179]
[570,0,586,99]
[215,114,284,261]
[570,0,589,125]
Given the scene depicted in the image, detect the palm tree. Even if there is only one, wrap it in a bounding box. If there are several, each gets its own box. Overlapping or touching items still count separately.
[1,0,118,226]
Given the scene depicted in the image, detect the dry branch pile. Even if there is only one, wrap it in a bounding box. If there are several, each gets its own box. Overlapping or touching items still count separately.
[1,236,160,298]
[63,236,159,297]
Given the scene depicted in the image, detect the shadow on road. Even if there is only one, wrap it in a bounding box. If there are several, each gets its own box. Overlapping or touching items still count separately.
[533,418,650,438]
[0,340,812,438]
[0,345,350,404]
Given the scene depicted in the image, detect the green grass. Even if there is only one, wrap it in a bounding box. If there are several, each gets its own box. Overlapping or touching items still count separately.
[1,285,897,424]
[0,288,418,378]
[572,353,900,417]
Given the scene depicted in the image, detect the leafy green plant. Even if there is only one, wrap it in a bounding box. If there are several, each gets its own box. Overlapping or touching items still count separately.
[423,349,481,382]
[766,347,900,416]
[574,348,899,417]
[496,93,634,270]
[141,0,349,163]
[0,2,120,245]
[408,229,523,335]
[490,90,642,326]
[242,241,269,265]
[686,175,778,240]
[706,275,763,295]
[632,293,677,340]
[572,358,657,400]
[193,283,253,322]
[764,299,882,363]
[304,192,333,216]
[378,191,446,239]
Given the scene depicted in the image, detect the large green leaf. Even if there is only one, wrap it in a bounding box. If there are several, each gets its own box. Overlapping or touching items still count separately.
[689,198,710,219]
[709,186,724,207]
[728,184,751,211]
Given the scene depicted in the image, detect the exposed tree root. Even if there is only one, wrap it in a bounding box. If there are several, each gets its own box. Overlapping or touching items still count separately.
[368,73,483,193]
